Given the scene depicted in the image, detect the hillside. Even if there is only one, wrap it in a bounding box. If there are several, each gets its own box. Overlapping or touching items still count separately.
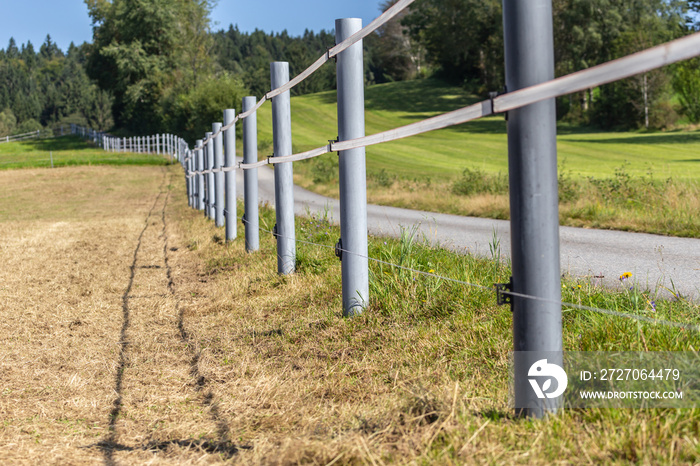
[255,79,700,237]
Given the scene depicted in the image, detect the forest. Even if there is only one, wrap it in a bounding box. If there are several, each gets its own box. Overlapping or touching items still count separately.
[1,0,699,142]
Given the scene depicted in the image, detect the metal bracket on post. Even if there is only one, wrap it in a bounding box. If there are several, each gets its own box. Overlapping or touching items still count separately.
[335,238,342,261]
[495,277,513,307]
[272,224,278,239]
[490,86,508,120]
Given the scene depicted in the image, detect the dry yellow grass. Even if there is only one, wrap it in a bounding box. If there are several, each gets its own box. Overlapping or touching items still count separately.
[1,165,698,464]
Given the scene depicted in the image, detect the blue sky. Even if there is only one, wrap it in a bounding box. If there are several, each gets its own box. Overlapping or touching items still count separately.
[0,0,384,52]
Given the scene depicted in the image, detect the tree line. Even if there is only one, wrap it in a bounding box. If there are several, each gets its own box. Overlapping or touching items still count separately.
[2,0,699,140]
[0,36,112,137]
[392,0,700,128]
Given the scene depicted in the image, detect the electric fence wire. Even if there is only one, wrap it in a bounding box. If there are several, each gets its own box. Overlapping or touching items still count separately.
[76,5,700,333]
[241,217,700,334]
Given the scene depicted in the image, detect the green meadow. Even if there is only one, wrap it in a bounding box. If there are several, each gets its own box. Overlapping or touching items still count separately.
[0,135,170,170]
[256,79,700,237]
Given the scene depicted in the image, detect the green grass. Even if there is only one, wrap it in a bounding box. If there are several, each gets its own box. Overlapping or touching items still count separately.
[0,135,171,169]
[256,78,700,181]
[175,183,700,463]
[254,78,700,237]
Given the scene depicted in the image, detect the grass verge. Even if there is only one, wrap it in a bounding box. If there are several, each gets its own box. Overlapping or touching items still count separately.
[1,155,698,464]
[169,169,700,463]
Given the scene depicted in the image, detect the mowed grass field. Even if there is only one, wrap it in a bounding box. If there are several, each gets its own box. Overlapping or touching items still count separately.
[0,135,170,170]
[1,160,699,463]
[256,79,700,237]
[257,78,700,179]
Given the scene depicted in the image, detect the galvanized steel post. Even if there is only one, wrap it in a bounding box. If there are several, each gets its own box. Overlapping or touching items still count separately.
[189,149,195,207]
[213,123,225,228]
[196,139,205,211]
[336,18,369,317]
[242,96,259,252]
[503,0,563,418]
[203,133,211,217]
[224,109,237,242]
[206,132,216,219]
[186,149,192,207]
[271,62,295,275]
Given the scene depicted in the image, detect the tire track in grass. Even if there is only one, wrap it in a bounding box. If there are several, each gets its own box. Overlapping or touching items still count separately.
[160,180,251,459]
[94,168,248,463]
[97,169,167,465]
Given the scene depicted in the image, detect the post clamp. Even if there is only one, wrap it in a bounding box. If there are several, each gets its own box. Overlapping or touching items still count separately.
[335,238,342,261]
[490,86,508,120]
[495,276,513,307]
[272,224,278,239]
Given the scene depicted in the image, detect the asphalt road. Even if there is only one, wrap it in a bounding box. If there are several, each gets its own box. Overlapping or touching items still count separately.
[234,165,700,301]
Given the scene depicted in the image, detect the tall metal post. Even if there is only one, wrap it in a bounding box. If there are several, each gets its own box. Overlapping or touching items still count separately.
[213,123,225,227]
[196,139,204,211]
[202,135,210,216]
[503,0,562,418]
[271,62,295,275]
[242,96,259,252]
[186,149,192,207]
[189,150,195,207]
[336,18,369,316]
[224,109,237,242]
[206,132,215,219]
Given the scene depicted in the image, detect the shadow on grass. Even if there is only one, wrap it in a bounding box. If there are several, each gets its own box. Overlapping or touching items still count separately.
[89,438,251,460]
[23,135,97,152]
[318,78,482,115]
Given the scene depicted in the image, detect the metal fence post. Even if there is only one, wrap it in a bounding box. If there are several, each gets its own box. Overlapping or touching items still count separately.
[503,0,563,418]
[189,149,195,207]
[202,135,210,216]
[186,147,192,207]
[206,132,215,219]
[213,122,225,228]
[224,109,237,242]
[196,139,204,211]
[242,96,259,252]
[271,62,295,275]
[336,18,369,317]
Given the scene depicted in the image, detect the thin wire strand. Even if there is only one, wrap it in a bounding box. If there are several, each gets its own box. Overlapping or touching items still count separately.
[241,217,700,333]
